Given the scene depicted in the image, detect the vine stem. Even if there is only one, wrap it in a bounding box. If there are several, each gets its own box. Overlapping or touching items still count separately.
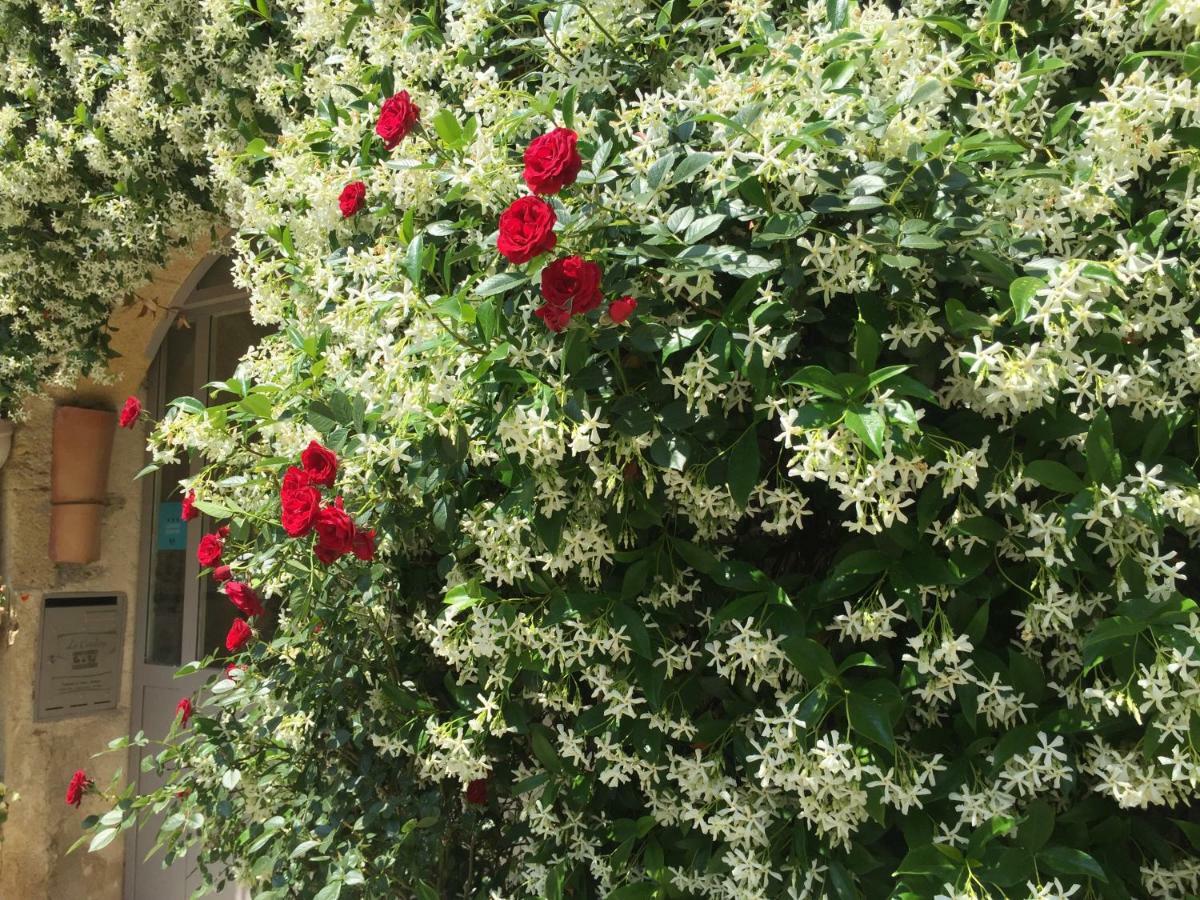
[577,1,618,45]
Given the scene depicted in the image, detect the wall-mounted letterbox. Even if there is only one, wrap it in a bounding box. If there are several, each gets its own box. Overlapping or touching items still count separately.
[35,593,125,721]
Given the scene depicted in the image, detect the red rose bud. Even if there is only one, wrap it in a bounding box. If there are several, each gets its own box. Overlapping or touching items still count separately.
[465,778,489,806]
[338,181,366,218]
[225,618,253,653]
[180,490,198,522]
[175,697,193,728]
[609,295,637,324]
[375,90,420,149]
[523,127,582,195]
[223,581,264,618]
[314,499,355,564]
[541,255,603,315]
[118,395,142,429]
[352,526,376,561]
[217,525,230,538]
[301,440,338,487]
[497,195,557,264]
[65,770,92,808]
[211,565,233,583]
[534,303,571,333]
[196,532,223,568]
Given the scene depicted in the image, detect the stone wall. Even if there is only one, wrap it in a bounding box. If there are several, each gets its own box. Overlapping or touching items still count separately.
[0,243,210,899]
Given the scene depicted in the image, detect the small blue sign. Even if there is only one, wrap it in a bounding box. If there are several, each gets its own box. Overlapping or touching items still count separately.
[157,502,186,551]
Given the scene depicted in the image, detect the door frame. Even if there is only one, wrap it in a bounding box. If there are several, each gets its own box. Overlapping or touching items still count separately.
[124,260,249,900]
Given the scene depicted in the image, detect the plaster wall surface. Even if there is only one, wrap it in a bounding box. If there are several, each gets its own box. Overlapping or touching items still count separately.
[0,242,211,900]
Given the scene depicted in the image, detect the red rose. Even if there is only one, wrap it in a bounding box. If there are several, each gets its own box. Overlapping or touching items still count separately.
[339,181,366,218]
[224,581,264,618]
[225,618,253,653]
[175,698,193,728]
[65,770,92,808]
[217,525,230,538]
[282,487,320,536]
[301,440,338,487]
[212,565,233,583]
[497,196,557,265]
[180,490,198,522]
[609,296,637,324]
[541,256,603,315]
[282,465,311,493]
[281,467,322,537]
[314,499,355,564]
[118,396,142,429]
[197,532,223,568]
[534,304,571,333]
[523,128,582,195]
[375,91,420,149]
[352,526,376,561]
[224,662,243,678]
[465,777,489,805]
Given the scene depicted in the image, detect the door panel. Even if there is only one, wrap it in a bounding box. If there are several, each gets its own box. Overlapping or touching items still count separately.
[128,288,263,900]
[133,684,188,900]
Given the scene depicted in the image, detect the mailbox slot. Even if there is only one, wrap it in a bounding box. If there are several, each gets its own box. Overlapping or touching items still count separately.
[35,593,125,721]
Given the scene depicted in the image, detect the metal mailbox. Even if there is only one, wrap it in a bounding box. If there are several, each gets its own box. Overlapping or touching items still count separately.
[35,593,125,721]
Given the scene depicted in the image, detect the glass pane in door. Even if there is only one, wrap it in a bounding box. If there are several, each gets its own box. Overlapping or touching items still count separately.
[144,324,195,666]
[197,310,271,659]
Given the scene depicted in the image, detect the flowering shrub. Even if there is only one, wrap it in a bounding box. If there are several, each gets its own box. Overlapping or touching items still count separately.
[32,0,1200,897]
[0,3,236,416]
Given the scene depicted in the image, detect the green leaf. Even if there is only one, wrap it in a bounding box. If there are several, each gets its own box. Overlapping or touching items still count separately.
[846,691,895,752]
[785,365,846,399]
[291,840,321,859]
[853,320,880,371]
[238,393,273,420]
[414,881,439,900]
[1008,276,1042,323]
[88,827,119,853]
[1085,411,1121,484]
[1017,800,1054,851]
[1037,846,1108,883]
[844,407,886,457]
[406,233,425,288]
[612,603,652,659]
[783,637,837,686]
[865,365,911,393]
[562,86,577,131]
[672,151,715,184]
[192,498,236,520]
[823,59,857,89]
[1024,459,1084,494]
[895,843,960,876]
[474,272,528,297]
[726,428,760,508]
[826,0,849,29]
[683,213,725,245]
[1081,616,1146,672]
[530,726,561,773]
[313,881,343,900]
[432,108,463,148]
